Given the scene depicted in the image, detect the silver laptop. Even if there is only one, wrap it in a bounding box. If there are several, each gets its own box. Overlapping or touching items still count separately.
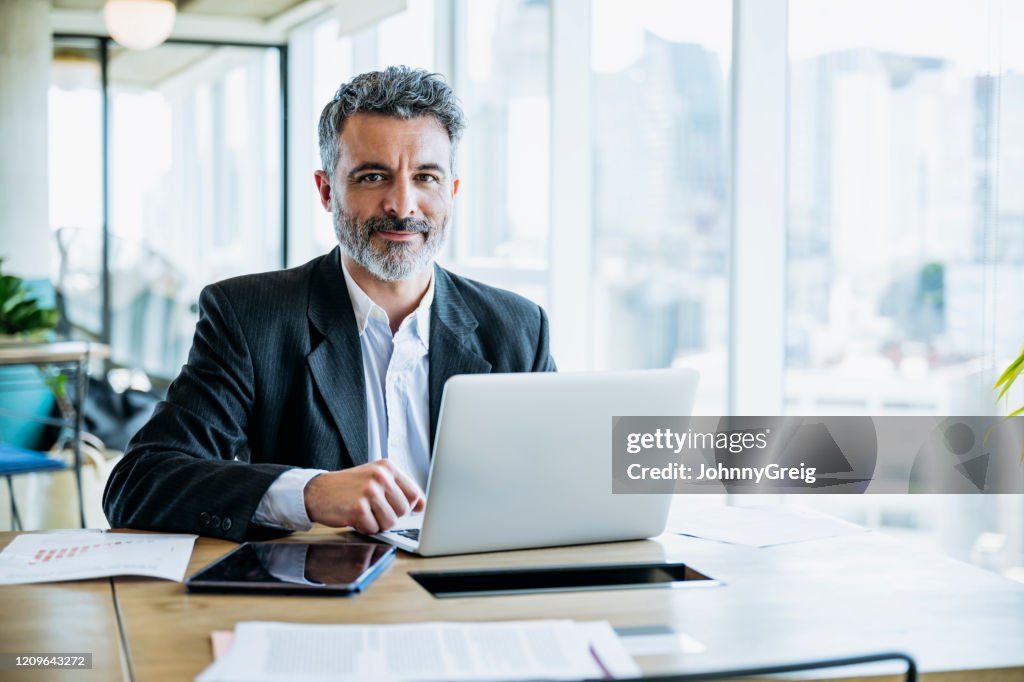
[372,368,699,556]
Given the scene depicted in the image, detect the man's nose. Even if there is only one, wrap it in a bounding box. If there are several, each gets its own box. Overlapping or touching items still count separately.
[382,179,417,218]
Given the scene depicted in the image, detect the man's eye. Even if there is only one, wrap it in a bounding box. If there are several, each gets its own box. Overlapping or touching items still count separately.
[416,174,439,183]
[359,173,385,183]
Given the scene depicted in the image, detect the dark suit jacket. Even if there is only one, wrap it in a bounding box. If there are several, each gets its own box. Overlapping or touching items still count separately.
[102,248,555,541]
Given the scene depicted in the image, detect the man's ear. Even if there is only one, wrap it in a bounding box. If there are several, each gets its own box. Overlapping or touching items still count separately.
[313,170,332,212]
[451,177,460,199]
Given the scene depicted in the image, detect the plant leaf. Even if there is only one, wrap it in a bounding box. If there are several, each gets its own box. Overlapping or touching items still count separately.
[993,350,1024,390]
[995,355,1024,402]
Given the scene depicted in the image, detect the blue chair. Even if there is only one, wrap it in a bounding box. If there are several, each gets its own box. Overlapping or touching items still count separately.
[0,443,67,530]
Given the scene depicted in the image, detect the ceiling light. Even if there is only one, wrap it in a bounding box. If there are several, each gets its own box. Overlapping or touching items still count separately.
[103,0,177,51]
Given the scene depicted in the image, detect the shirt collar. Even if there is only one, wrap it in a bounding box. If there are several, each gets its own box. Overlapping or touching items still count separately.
[340,255,433,347]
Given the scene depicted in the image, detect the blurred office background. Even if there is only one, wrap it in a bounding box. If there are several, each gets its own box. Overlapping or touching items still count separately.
[0,0,1021,578]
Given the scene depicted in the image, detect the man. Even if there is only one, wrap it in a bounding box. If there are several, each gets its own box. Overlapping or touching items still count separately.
[103,66,555,541]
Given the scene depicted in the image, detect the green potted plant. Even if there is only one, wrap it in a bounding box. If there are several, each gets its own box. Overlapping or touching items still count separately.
[0,260,66,405]
[0,258,59,341]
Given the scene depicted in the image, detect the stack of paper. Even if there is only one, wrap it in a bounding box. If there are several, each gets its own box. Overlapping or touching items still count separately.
[196,620,640,682]
[0,531,197,584]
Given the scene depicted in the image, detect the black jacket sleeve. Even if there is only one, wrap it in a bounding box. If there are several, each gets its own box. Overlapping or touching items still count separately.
[102,283,293,541]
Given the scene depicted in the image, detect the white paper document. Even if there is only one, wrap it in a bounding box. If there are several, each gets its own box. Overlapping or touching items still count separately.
[0,531,197,584]
[675,505,868,548]
[196,620,640,682]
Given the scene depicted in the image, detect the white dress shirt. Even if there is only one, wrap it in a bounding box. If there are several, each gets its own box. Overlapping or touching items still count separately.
[252,258,433,531]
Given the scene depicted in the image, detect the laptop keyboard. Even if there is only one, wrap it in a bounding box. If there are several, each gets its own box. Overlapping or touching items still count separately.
[391,529,420,541]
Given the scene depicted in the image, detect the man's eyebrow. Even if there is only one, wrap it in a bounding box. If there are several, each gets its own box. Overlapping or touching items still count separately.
[347,162,448,178]
[348,162,391,178]
[416,163,447,176]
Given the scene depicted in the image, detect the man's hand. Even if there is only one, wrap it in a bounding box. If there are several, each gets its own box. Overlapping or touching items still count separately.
[303,460,425,533]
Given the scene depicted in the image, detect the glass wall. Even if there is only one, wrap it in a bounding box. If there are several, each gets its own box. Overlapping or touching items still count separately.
[785,0,1024,572]
[589,0,731,413]
[108,44,282,378]
[442,0,551,306]
[49,39,104,341]
[48,40,284,381]
[455,0,550,268]
[786,0,1021,416]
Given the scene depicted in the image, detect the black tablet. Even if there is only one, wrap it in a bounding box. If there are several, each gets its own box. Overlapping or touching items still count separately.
[410,561,717,597]
[186,542,396,595]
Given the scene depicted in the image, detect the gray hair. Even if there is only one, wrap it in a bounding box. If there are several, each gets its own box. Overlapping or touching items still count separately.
[318,66,465,179]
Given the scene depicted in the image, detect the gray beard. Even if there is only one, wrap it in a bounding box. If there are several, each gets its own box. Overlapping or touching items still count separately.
[333,207,446,282]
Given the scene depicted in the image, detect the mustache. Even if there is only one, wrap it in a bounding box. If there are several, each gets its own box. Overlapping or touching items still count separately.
[364,216,431,234]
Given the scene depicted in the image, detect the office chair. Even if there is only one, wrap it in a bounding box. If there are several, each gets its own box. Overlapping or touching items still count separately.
[0,443,67,531]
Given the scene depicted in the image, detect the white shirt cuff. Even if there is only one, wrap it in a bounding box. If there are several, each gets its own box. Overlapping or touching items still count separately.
[252,468,327,531]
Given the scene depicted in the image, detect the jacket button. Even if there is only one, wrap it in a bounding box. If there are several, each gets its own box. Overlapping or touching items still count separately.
[222,517,232,531]
[211,515,221,528]
[199,512,210,526]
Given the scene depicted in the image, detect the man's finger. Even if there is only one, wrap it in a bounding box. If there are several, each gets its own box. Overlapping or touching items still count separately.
[352,499,380,535]
[392,468,425,510]
[381,476,412,519]
[367,487,399,531]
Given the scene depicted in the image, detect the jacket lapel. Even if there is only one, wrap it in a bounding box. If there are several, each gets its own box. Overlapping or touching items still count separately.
[429,266,492,443]
[306,248,369,468]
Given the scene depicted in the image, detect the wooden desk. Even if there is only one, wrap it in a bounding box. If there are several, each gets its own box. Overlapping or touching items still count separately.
[3,527,1023,681]
[110,528,1024,682]
[0,534,127,682]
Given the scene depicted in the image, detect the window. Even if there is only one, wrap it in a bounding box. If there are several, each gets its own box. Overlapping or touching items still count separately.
[786,0,1022,416]
[49,40,284,380]
[50,40,104,338]
[786,0,1024,573]
[108,44,282,378]
[589,0,731,413]
[449,0,551,306]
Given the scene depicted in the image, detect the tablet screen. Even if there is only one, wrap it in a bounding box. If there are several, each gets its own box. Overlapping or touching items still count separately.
[186,542,395,595]
[410,561,716,597]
